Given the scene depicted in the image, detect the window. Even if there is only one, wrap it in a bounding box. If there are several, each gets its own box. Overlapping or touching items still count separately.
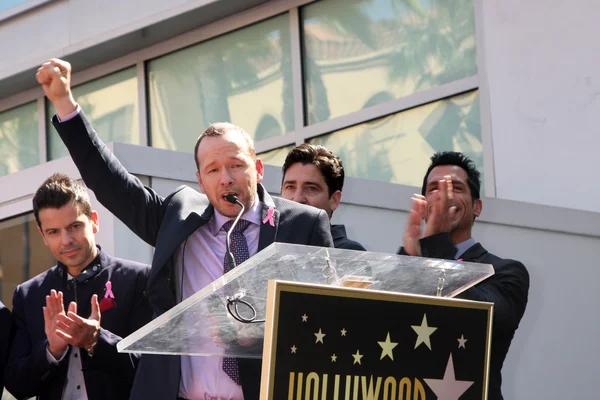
[310,90,483,190]
[0,102,38,177]
[0,214,55,308]
[47,67,139,160]
[148,14,294,151]
[302,0,477,124]
[258,145,295,168]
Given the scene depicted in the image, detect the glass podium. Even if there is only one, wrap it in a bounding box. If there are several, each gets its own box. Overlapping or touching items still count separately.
[117,243,493,358]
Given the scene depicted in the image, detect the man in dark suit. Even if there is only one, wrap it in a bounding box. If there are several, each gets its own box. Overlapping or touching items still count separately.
[5,174,152,400]
[0,300,11,398]
[400,151,529,400]
[281,143,366,251]
[37,59,333,400]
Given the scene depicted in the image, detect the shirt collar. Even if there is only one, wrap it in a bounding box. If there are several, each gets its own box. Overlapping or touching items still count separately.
[55,245,104,281]
[455,237,477,260]
[208,200,263,236]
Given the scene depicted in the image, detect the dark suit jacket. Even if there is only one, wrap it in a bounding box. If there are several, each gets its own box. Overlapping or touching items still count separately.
[53,111,334,400]
[331,224,366,251]
[0,301,11,399]
[400,233,529,400]
[5,250,152,400]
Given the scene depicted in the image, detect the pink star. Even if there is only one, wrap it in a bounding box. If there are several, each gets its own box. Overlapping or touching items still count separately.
[424,354,474,400]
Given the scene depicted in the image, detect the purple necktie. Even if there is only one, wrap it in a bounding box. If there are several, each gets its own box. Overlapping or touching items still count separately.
[221,219,250,386]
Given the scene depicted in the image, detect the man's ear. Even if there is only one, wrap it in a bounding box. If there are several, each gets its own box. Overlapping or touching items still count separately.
[196,171,205,193]
[90,210,99,234]
[473,199,482,218]
[329,190,342,213]
[255,158,264,184]
[37,226,49,247]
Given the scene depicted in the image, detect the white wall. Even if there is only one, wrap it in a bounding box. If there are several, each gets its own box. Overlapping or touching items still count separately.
[481,0,600,212]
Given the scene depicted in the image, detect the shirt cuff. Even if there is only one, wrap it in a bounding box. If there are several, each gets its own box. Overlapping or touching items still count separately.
[46,345,69,364]
[56,104,81,123]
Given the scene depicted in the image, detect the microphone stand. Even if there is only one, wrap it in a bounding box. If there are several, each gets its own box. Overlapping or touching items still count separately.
[223,194,264,323]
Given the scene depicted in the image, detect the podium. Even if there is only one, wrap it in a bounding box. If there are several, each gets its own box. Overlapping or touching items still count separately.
[117,243,494,400]
[117,243,494,398]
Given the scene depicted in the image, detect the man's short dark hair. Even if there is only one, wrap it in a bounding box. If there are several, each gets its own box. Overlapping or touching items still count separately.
[282,143,344,197]
[421,151,481,202]
[193,122,256,171]
[33,173,92,227]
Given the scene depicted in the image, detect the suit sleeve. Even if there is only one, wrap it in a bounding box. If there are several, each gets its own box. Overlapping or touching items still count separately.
[5,287,67,398]
[459,259,530,332]
[337,240,367,251]
[0,303,11,392]
[309,210,334,247]
[84,267,153,386]
[398,232,457,259]
[52,111,165,246]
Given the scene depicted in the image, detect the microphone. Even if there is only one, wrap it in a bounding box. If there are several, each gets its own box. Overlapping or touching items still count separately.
[224,193,245,272]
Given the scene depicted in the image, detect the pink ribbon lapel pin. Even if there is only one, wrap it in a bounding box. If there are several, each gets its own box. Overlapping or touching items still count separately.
[99,280,117,312]
[262,207,275,227]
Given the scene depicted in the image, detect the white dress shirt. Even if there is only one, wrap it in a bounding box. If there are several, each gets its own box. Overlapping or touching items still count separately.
[175,201,262,400]
[46,275,88,400]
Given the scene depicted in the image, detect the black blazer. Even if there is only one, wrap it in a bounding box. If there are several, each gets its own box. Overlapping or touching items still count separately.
[5,250,152,400]
[53,111,334,400]
[400,233,529,400]
[0,301,11,399]
[331,224,366,251]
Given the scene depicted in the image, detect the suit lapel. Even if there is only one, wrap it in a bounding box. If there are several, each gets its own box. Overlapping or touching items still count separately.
[257,184,280,251]
[459,242,488,263]
[149,198,213,285]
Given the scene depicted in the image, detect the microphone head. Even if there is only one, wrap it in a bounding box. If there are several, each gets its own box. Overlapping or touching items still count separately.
[225,193,239,204]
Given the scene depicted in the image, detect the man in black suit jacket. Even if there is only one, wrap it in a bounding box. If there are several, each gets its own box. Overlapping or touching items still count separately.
[281,143,366,251]
[400,151,529,400]
[5,174,152,400]
[0,300,11,399]
[37,59,333,400]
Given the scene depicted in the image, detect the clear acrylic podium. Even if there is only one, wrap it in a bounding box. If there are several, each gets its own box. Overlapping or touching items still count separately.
[117,243,493,358]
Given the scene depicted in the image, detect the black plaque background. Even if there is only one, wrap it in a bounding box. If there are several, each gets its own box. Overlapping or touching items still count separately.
[270,288,490,399]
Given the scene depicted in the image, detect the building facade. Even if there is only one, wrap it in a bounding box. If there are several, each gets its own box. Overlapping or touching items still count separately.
[1,0,599,398]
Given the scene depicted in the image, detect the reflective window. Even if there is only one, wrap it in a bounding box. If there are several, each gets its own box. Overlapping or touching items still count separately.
[302,0,477,124]
[148,14,294,151]
[47,67,139,160]
[257,145,295,168]
[310,90,483,191]
[0,102,38,177]
[0,214,55,309]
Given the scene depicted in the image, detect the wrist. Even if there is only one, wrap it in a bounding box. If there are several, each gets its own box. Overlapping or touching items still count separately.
[53,95,77,120]
[48,343,67,359]
[84,327,100,356]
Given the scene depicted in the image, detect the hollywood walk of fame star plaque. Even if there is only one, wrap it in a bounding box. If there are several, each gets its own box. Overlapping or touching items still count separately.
[261,281,493,400]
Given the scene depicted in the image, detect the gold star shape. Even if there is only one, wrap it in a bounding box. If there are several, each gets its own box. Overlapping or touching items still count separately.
[314,328,326,344]
[424,354,473,400]
[331,354,337,362]
[301,314,308,322]
[457,334,467,349]
[377,332,399,360]
[340,328,347,336]
[411,314,438,350]
[352,350,363,365]
[290,345,297,354]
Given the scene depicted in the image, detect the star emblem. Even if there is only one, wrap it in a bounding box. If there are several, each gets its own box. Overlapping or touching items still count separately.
[314,328,326,344]
[377,332,399,361]
[331,354,337,362]
[424,354,474,400]
[411,314,438,350]
[352,350,363,365]
[290,345,297,354]
[301,314,308,322]
[340,328,347,336]
[457,334,467,349]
